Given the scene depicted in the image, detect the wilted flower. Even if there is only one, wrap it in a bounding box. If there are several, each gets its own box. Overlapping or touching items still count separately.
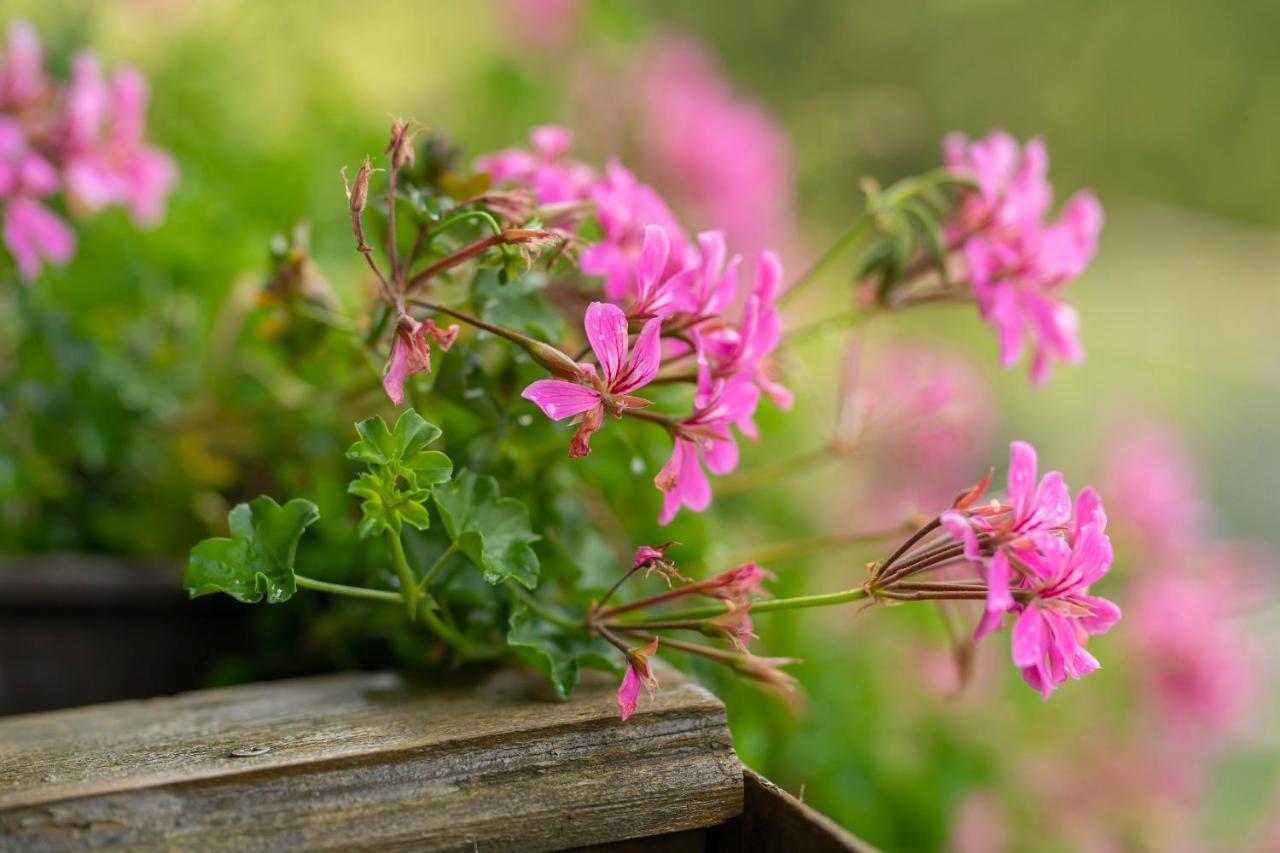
[382,315,459,406]
[617,637,659,721]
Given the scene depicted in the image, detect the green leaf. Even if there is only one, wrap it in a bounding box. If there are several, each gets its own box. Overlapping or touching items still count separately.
[433,469,540,589]
[345,410,452,486]
[507,604,620,698]
[348,470,432,538]
[185,496,319,604]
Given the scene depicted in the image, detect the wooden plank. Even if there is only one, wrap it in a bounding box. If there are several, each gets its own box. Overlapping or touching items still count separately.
[706,768,879,853]
[0,666,742,851]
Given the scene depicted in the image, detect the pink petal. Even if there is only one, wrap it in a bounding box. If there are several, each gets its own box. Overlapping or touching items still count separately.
[976,549,1014,639]
[1010,606,1047,670]
[617,665,641,721]
[382,335,411,406]
[521,379,601,421]
[612,316,662,394]
[1007,440,1038,519]
[940,509,983,562]
[636,224,670,301]
[583,301,629,385]
[1076,594,1121,635]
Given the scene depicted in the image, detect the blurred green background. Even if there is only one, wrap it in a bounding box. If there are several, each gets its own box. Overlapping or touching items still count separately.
[1,1,1276,849]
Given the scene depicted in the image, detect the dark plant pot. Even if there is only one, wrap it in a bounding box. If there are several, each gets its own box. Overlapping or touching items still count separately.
[0,555,250,715]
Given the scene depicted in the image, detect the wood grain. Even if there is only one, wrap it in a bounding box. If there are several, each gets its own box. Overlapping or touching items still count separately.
[0,665,742,851]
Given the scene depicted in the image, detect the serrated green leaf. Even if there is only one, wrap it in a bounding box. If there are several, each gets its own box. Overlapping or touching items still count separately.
[184,496,318,604]
[507,604,620,698]
[433,469,540,589]
[347,470,432,538]
[345,410,451,486]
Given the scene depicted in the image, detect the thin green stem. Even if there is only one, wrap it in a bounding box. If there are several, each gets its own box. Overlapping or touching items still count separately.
[294,574,403,604]
[632,588,871,623]
[430,209,503,240]
[512,586,583,630]
[386,531,420,620]
[421,543,459,589]
[779,214,873,309]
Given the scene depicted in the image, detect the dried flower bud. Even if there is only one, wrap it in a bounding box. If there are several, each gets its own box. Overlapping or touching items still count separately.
[341,157,379,253]
[385,118,417,171]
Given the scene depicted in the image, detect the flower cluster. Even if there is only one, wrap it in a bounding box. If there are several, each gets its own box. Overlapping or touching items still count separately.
[588,547,788,721]
[0,21,175,279]
[938,441,1120,697]
[487,127,791,525]
[943,131,1103,385]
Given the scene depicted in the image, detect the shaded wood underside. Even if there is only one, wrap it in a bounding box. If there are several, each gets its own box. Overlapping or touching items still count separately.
[0,666,742,851]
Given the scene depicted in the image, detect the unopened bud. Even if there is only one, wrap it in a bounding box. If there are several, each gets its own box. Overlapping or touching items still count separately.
[526,339,583,380]
[385,119,417,171]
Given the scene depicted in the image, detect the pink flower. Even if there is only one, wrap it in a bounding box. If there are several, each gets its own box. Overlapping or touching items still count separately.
[1128,557,1255,734]
[635,36,796,260]
[698,250,790,409]
[837,339,994,524]
[62,54,177,226]
[654,356,759,524]
[627,223,698,318]
[1009,518,1120,698]
[944,131,1103,385]
[474,124,594,205]
[617,637,659,721]
[382,315,459,406]
[1097,421,1206,561]
[0,118,72,279]
[522,301,662,457]
[580,161,689,304]
[0,21,46,108]
[940,441,1122,692]
[700,562,771,605]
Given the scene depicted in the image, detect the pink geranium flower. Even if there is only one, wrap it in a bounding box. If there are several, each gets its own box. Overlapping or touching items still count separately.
[522,301,662,457]
[654,355,759,524]
[62,54,177,226]
[944,131,1103,385]
[0,20,46,108]
[474,124,594,205]
[382,315,460,406]
[580,161,689,304]
[626,223,698,319]
[617,636,659,721]
[1009,520,1121,699]
[0,118,72,279]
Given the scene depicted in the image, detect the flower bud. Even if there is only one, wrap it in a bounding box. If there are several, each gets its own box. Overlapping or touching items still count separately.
[385,118,417,171]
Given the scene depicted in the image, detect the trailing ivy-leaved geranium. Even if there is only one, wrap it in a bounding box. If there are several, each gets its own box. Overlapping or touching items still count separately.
[187,116,1118,719]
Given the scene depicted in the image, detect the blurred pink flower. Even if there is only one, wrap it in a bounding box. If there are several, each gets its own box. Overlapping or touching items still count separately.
[62,55,176,226]
[1128,553,1256,735]
[636,36,796,260]
[0,118,72,279]
[1097,421,1207,560]
[838,339,994,519]
[523,301,662,457]
[499,0,581,51]
[0,20,46,108]
[949,790,1011,853]
[944,131,1103,385]
[474,124,594,206]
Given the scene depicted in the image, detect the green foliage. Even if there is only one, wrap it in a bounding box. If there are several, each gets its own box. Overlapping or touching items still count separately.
[507,603,619,698]
[185,496,319,603]
[433,469,540,589]
[346,411,453,538]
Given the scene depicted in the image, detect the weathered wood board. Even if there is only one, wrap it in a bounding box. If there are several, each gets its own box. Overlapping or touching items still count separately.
[0,666,742,851]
